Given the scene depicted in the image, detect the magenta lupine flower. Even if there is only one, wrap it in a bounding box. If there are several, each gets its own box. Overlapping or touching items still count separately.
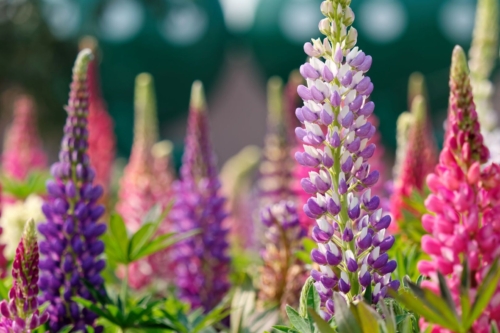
[0,219,48,333]
[37,49,107,333]
[171,81,230,312]
[2,95,47,181]
[85,42,116,205]
[295,0,398,319]
[417,46,500,333]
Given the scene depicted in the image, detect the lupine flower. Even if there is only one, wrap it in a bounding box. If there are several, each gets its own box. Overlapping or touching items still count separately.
[0,219,48,333]
[284,70,304,144]
[258,77,294,205]
[2,95,47,181]
[391,94,437,223]
[392,111,412,181]
[468,0,500,163]
[295,0,399,319]
[0,185,7,279]
[117,73,160,232]
[171,81,230,312]
[417,46,500,333]
[0,195,44,259]
[220,145,261,251]
[258,201,307,314]
[116,74,174,289]
[81,37,116,205]
[37,49,107,333]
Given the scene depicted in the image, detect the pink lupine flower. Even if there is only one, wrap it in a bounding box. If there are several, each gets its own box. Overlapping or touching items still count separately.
[391,95,437,224]
[2,95,47,181]
[418,46,500,333]
[85,40,116,205]
[116,74,174,289]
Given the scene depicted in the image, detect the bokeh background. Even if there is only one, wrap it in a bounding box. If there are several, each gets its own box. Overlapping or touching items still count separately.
[1,0,498,168]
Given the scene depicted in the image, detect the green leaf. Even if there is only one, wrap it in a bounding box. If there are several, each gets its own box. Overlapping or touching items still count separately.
[102,213,130,264]
[333,293,362,333]
[355,302,380,333]
[363,282,372,304]
[299,277,320,318]
[460,260,471,322]
[406,280,460,330]
[437,272,459,321]
[378,301,396,333]
[491,321,499,333]
[272,325,297,333]
[230,275,256,333]
[308,308,336,333]
[286,306,312,333]
[388,289,456,330]
[131,229,200,261]
[466,258,500,328]
[128,223,158,261]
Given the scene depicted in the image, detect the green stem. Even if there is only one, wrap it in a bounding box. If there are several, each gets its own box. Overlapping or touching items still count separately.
[121,264,129,310]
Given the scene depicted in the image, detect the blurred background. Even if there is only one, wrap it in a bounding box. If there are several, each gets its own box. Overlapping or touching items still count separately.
[1,0,498,168]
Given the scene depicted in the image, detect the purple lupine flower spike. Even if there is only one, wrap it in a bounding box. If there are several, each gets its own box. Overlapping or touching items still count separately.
[259,201,307,314]
[296,0,399,320]
[171,81,230,312]
[0,219,48,333]
[38,49,106,333]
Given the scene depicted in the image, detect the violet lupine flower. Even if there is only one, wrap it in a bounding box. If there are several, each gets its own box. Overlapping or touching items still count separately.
[2,95,47,181]
[37,49,106,333]
[418,46,500,333]
[259,201,307,315]
[171,81,230,312]
[0,219,48,333]
[81,37,117,205]
[295,0,398,319]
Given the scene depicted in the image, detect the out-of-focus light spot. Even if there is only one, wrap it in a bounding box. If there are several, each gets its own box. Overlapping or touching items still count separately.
[159,2,208,46]
[358,0,407,44]
[279,0,322,44]
[99,0,143,42]
[439,0,475,43]
[42,0,80,40]
[220,0,260,33]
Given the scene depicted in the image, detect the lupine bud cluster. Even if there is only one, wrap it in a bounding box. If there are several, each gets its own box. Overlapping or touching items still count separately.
[468,0,500,163]
[259,201,307,314]
[171,81,230,312]
[295,0,398,319]
[0,220,48,333]
[37,49,106,333]
[83,38,117,205]
[391,94,437,223]
[418,46,500,333]
[2,95,47,181]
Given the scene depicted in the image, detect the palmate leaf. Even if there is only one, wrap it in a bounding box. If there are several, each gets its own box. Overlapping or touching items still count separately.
[465,257,500,328]
[333,293,362,333]
[355,302,380,333]
[308,309,336,333]
[286,306,312,333]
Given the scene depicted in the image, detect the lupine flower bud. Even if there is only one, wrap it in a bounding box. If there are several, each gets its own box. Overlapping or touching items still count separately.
[0,220,48,333]
[38,49,106,333]
[171,81,230,312]
[296,0,398,320]
[258,201,307,315]
[418,46,500,332]
[80,37,117,206]
[2,95,47,181]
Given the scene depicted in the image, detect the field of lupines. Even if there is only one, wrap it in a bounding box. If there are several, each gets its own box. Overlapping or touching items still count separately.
[1,0,500,332]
